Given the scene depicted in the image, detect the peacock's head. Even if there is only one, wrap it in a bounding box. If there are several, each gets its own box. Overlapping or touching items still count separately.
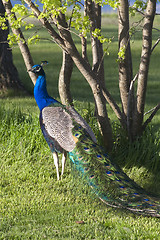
[28,61,48,76]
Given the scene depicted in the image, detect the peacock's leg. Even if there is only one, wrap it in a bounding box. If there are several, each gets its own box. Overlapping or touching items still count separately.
[61,151,67,178]
[52,152,59,180]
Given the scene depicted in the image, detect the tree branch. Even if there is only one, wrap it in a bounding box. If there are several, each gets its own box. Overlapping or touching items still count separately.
[81,0,88,61]
[142,103,160,130]
[23,0,66,52]
[132,0,156,137]
[129,7,145,16]
[102,87,126,129]
[127,73,138,136]
[128,34,160,95]
[151,37,160,53]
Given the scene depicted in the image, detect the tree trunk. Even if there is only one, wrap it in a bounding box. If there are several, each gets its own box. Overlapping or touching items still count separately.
[118,0,133,117]
[132,0,156,137]
[86,0,105,84]
[0,0,23,92]
[86,0,109,136]
[2,0,37,85]
[81,0,88,62]
[59,51,73,105]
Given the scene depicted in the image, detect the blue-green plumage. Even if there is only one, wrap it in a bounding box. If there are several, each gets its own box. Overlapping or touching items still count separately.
[31,63,160,217]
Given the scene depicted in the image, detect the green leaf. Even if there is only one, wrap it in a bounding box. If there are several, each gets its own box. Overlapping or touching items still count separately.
[27,35,40,45]
[7,34,25,47]
[97,0,119,10]
[12,4,29,16]
[0,16,8,30]
[25,23,34,30]
[129,0,147,15]
[117,45,126,62]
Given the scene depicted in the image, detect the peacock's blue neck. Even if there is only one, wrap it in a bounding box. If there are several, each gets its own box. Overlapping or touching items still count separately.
[34,75,58,111]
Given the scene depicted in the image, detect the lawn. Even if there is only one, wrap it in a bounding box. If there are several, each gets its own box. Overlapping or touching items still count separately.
[0,14,160,239]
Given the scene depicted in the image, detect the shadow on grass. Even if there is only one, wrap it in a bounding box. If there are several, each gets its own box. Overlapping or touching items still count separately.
[111,123,160,195]
[0,88,31,99]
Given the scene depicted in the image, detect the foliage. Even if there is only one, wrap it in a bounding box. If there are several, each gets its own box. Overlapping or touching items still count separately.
[129,0,147,16]
[0,0,112,49]
[0,0,145,53]
[27,34,40,45]
[117,45,126,62]
[0,16,7,30]
[7,33,25,47]
[96,0,119,9]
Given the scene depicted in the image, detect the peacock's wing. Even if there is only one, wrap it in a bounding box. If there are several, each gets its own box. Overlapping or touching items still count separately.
[66,106,97,143]
[41,105,76,152]
[39,111,63,153]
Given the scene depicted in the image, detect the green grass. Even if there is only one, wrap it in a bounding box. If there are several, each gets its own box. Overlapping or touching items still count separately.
[0,103,160,239]
[0,14,160,239]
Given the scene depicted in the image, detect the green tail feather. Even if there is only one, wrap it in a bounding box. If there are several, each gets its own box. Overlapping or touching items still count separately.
[69,123,160,217]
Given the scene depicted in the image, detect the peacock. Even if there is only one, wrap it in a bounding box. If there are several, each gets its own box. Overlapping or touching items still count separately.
[29,62,160,217]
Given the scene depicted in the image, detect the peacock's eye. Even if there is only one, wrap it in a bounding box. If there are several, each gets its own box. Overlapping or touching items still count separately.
[33,66,41,72]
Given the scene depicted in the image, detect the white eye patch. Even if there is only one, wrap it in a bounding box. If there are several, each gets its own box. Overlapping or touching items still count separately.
[33,66,41,72]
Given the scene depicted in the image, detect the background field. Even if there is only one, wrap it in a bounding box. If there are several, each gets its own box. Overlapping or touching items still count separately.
[0,14,160,239]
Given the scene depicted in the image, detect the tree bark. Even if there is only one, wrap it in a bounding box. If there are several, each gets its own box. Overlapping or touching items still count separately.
[118,0,133,118]
[0,0,23,92]
[59,51,73,105]
[2,0,37,85]
[86,0,105,84]
[132,0,156,137]
[81,0,88,62]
